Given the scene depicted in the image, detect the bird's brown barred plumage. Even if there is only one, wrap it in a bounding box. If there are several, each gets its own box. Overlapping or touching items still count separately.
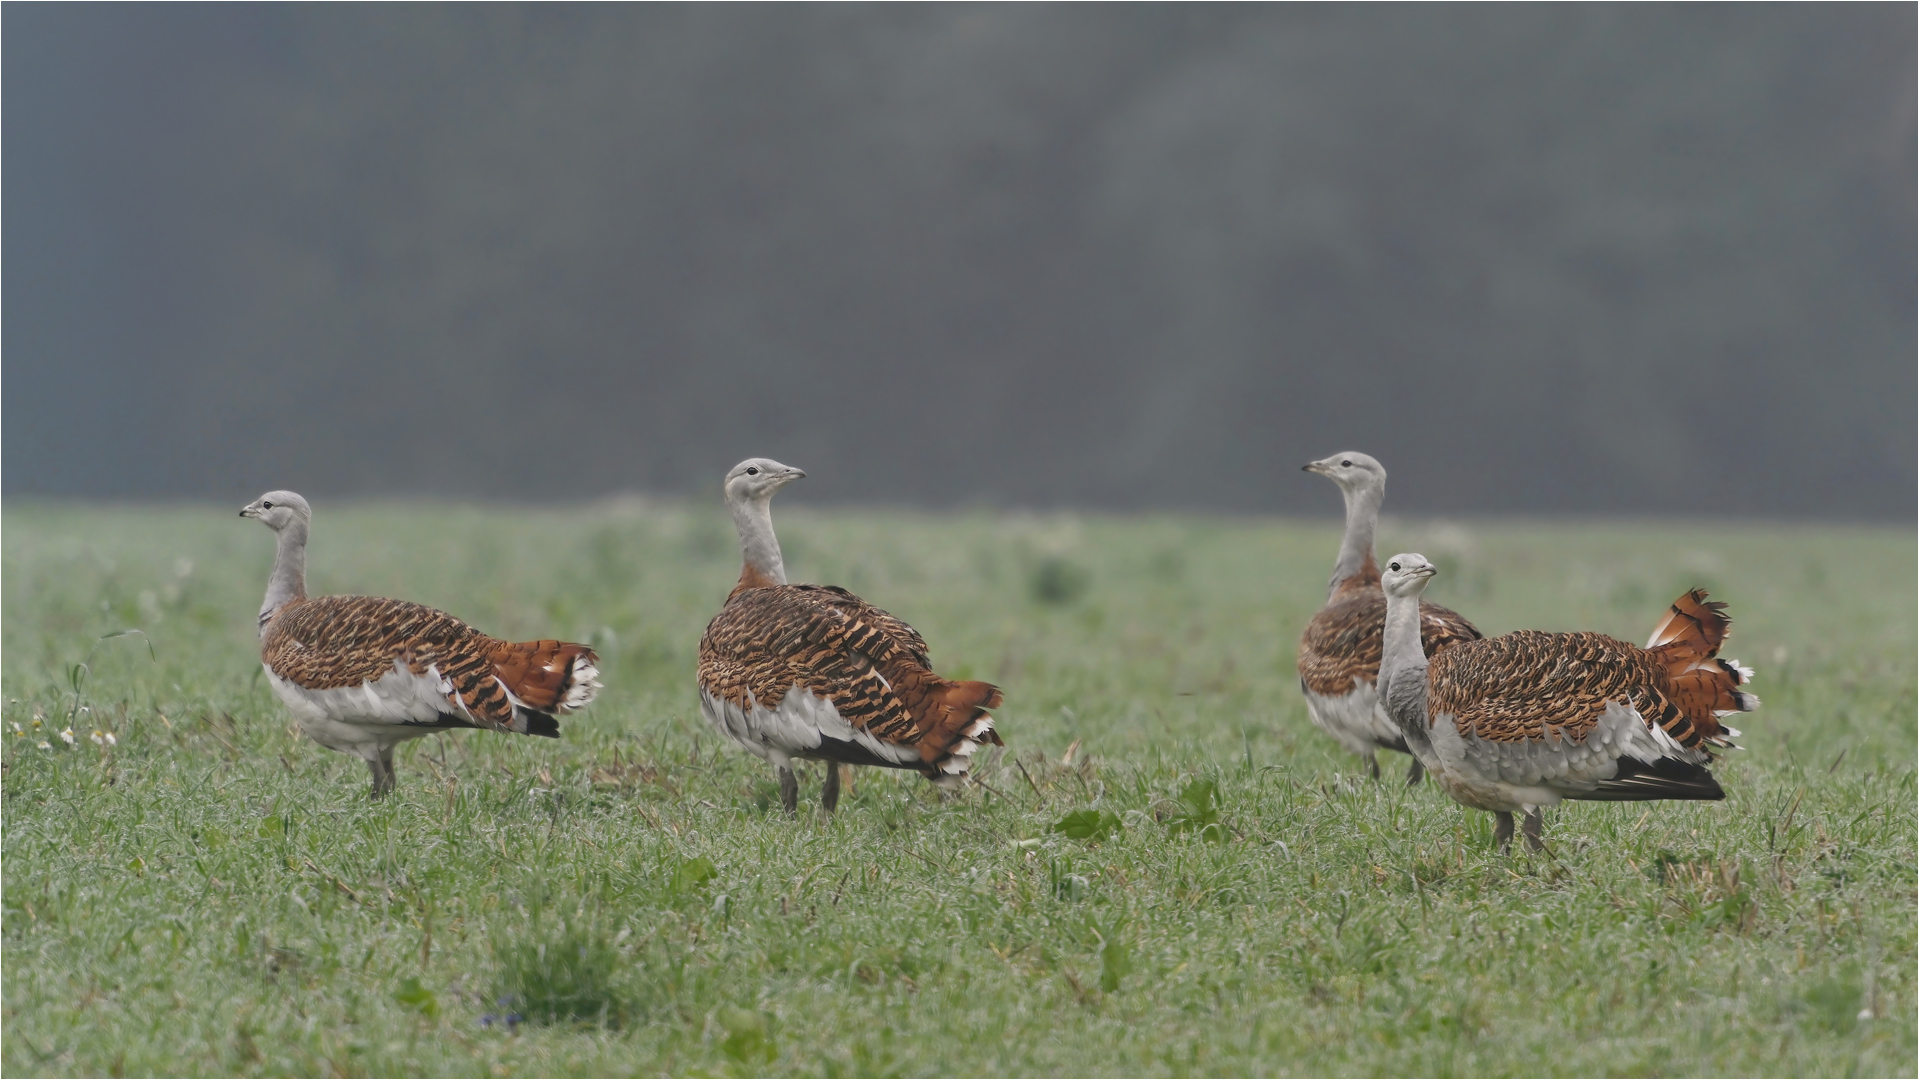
[1298,582,1482,698]
[699,584,1001,775]
[263,595,597,732]
[1426,631,1693,745]
[1426,590,1746,750]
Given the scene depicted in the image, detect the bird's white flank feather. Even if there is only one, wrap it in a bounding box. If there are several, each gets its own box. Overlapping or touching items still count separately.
[1302,679,1403,757]
[264,660,459,761]
[699,685,923,768]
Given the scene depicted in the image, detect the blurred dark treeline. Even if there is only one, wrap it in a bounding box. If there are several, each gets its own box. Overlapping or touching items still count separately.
[5,5,1913,518]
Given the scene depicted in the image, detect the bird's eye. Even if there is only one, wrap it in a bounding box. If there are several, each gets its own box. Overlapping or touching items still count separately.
[1341,460,1352,467]
[746,467,759,476]
[262,501,274,509]
[1389,561,1400,571]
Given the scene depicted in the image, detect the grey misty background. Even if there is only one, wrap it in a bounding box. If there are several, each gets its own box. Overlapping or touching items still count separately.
[6,5,1914,519]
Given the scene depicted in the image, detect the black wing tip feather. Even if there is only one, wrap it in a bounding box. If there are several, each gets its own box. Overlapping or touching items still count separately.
[1573,756,1725,802]
[402,711,560,738]
[809,735,919,770]
[405,714,482,733]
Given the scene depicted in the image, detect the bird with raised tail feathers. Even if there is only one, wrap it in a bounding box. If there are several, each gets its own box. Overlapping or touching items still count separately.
[696,458,1004,814]
[241,491,601,798]
[1376,552,1758,852]
[1297,453,1482,783]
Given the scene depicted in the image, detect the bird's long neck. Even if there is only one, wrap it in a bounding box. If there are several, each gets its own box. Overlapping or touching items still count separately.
[1380,586,1426,682]
[260,522,309,633]
[1328,481,1383,597]
[1377,583,1431,747]
[730,494,787,595]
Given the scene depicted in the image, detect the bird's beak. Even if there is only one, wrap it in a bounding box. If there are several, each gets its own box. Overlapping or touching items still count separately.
[786,468,806,480]
[1414,565,1438,579]
[239,505,257,518]
[1302,461,1328,475]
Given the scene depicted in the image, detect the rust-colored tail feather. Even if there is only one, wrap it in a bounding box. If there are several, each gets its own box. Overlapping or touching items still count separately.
[1645,589,1731,655]
[916,679,1004,771]
[490,639,602,714]
[1645,590,1758,746]
[1669,660,1758,717]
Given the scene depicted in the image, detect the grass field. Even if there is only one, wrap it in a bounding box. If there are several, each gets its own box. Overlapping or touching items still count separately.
[3,500,1913,1077]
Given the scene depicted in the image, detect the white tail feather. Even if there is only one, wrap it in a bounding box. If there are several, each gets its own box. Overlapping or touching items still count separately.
[561,656,602,712]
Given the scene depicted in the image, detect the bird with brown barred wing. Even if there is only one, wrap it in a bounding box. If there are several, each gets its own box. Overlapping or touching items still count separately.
[1297,452,1482,783]
[697,459,1002,814]
[242,491,600,798]
[1377,552,1757,852]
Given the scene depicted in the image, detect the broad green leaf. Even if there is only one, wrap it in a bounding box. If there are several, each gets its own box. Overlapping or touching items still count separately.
[1052,809,1122,841]
[394,977,439,1017]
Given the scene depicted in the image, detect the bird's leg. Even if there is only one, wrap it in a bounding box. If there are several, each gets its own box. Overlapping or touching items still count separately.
[1364,750,1380,781]
[1404,756,1425,786]
[1522,808,1545,852]
[777,764,798,816]
[369,749,396,800]
[1493,811,1515,853]
[821,763,842,813]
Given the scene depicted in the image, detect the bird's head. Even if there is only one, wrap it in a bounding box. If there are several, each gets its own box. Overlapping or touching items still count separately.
[239,490,311,532]
[1380,552,1438,600]
[1302,451,1386,493]
[724,458,806,503]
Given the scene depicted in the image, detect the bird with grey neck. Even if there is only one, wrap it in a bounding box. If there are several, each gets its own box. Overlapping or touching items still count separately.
[242,490,600,798]
[1295,452,1480,784]
[697,458,1004,814]
[1377,552,1754,852]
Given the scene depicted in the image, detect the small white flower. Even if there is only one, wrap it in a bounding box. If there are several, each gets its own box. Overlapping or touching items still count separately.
[9,722,22,736]
[90,730,115,747]
[36,741,51,750]
[104,732,117,746]
[59,728,76,746]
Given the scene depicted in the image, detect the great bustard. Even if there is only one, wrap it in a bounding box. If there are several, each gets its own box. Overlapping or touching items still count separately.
[1377,552,1756,851]
[1297,452,1480,783]
[242,491,600,798]
[695,459,1002,814]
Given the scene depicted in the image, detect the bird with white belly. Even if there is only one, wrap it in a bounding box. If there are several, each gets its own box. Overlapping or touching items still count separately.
[696,459,1003,814]
[1376,552,1757,851]
[1296,452,1481,783]
[242,491,601,798]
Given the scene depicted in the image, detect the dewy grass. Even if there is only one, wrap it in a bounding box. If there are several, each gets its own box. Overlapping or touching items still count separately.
[2,501,1914,1076]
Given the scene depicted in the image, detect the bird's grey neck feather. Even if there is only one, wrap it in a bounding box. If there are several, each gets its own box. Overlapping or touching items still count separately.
[1377,586,1431,749]
[1329,481,1383,593]
[730,494,787,585]
[260,521,309,632]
